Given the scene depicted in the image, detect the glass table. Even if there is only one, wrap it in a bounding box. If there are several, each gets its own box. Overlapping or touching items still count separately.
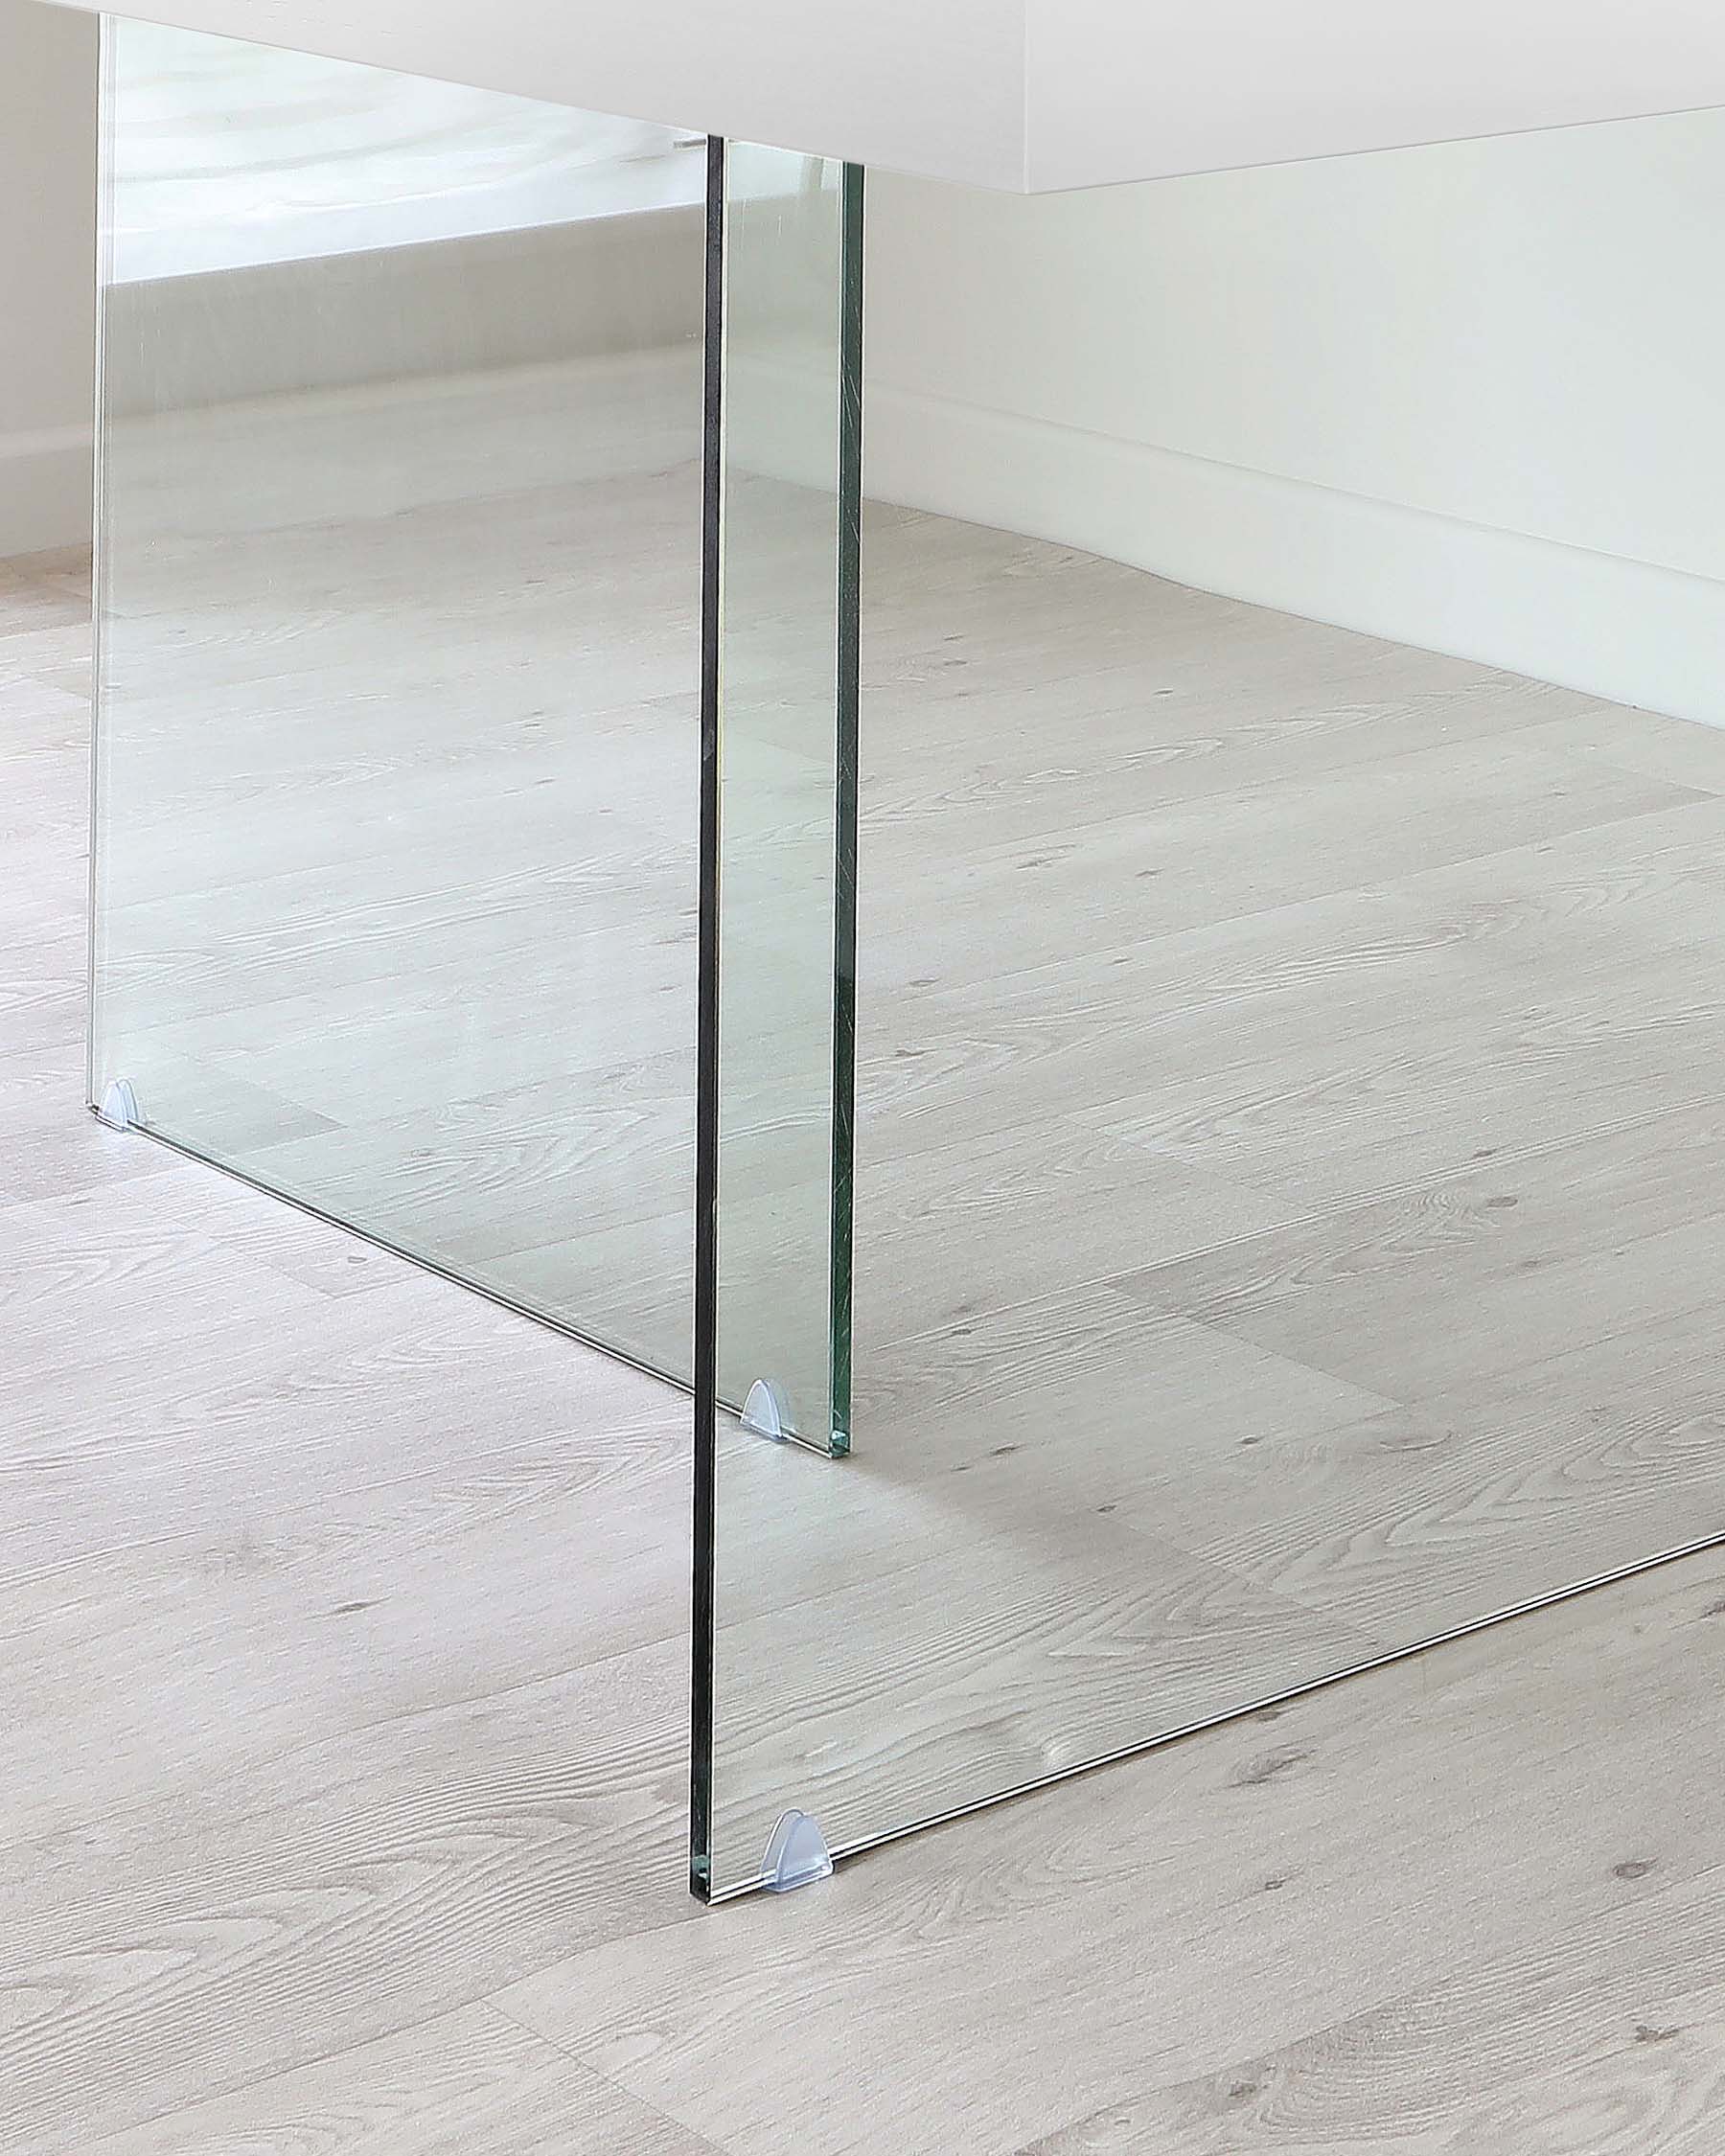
[65,0,1725,1898]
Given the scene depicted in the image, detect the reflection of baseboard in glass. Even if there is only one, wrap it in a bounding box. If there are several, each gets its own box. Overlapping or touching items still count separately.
[104,208,705,413]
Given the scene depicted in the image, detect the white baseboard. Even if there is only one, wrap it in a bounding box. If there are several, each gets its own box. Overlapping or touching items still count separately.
[105,205,705,417]
[865,383,1725,731]
[0,424,93,558]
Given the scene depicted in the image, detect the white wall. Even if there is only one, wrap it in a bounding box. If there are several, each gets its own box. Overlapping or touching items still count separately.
[0,0,96,556]
[107,22,702,281]
[865,108,1725,725]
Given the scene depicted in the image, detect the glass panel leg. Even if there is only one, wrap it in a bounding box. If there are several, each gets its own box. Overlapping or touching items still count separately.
[691,142,862,1898]
[91,18,706,1384]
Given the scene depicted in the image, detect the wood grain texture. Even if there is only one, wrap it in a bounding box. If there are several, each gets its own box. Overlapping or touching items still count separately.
[3,549,706,2151]
[500,1549,1725,2156]
[18,367,1725,2151]
[694,493,1725,1886]
[83,2005,722,2155]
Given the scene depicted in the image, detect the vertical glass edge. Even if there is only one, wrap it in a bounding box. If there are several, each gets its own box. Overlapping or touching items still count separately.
[86,12,117,1110]
[826,163,864,1460]
[689,131,725,1903]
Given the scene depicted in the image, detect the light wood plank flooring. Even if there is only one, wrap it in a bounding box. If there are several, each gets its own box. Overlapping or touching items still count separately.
[704,495,1725,1884]
[16,375,1725,2145]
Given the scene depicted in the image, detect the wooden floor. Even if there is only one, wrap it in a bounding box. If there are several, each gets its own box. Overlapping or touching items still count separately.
[749,505,1725,1892]
[16,396,1725,2145]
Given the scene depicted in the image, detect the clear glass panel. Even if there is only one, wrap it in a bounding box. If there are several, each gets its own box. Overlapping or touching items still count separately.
[92,19,704,1380]
[693,141,859,1895]
[709,145,858,1450]
[701,109,1725,1894]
